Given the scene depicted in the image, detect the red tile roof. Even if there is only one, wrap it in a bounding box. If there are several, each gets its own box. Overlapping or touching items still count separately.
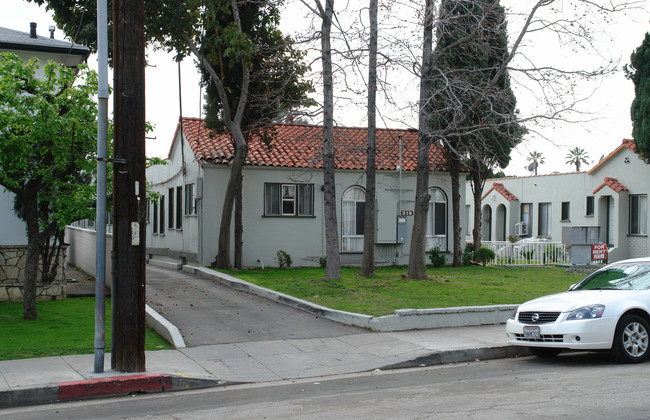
[481,182,518,201]
[588,139,636,175]
[593,177,628,194]
[173,117,448,172]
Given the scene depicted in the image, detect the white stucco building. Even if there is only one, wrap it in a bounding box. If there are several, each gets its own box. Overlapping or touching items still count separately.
[468,139,649,262]
[144,118,467,268]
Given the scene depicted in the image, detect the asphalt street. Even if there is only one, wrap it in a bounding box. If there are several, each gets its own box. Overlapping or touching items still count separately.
[145,264,368,346]
[4,353,648,419]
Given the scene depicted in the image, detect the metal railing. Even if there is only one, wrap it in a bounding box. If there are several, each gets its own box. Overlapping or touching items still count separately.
[481,241,570,266]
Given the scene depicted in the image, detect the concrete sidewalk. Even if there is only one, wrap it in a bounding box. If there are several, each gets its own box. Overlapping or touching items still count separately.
[0,264,525,408]
[0,324,524,408]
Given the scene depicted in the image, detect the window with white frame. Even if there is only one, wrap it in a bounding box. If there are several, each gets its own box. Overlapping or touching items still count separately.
[538,202,551,237]
[282,185,296,215]
[630,194,647,235]
[426,188,447,251]
[342,186,365,252]
[264,183,314,216]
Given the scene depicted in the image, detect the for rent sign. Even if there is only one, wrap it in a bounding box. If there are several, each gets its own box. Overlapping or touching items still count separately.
[592,243,608,261]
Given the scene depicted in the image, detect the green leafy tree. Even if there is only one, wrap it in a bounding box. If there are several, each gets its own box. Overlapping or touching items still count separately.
[30,0,314,270]
[0,53,98,319]
[565,147,590,171]
[199,1,314,269]
[627,32,650,162]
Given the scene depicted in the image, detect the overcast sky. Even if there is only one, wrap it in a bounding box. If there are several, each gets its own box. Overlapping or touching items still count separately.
[2,0,649,176]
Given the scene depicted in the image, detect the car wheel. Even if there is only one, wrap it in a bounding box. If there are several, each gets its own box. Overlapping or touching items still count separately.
[528,347,561,358]
[612,314,650,363]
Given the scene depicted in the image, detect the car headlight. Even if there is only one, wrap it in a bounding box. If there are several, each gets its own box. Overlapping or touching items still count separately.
[567,304,605,320]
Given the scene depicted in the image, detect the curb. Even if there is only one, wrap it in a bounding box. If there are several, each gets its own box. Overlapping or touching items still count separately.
[0,374,230,408]
[0,346,527,408]
[381,346,531,370]
[194,266,518,331]
[145,305,186,348]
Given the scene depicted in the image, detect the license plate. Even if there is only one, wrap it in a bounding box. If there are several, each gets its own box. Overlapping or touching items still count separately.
[523,326,541,339]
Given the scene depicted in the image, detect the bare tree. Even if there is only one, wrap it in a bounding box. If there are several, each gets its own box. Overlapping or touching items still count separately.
[283,0,637,277]
[299,0,341,280]
[405,0,636,276]
[407,0,436,279]
[360,0,379,276]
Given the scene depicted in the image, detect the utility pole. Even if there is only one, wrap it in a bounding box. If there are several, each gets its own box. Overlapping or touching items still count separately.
[111,0,146,372]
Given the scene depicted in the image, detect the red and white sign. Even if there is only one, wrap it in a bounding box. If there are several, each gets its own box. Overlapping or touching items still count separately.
[592,243,608,261]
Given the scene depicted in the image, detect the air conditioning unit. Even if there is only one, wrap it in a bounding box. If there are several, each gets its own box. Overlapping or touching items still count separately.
[515,222,529,236]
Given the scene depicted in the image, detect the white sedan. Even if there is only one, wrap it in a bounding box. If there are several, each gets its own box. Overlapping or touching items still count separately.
[506,258,650,363]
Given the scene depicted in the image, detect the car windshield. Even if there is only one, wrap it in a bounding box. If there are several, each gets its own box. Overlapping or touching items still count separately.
[573,263,650,291]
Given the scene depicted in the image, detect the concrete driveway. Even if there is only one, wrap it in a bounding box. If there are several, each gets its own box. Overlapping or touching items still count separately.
[145,264,368,346]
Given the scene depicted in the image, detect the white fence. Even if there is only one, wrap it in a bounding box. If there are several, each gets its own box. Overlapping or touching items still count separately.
[481,241,570,266]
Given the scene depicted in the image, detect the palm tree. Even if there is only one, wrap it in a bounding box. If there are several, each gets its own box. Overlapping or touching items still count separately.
[566,147,590,171]
[526,151,545,175]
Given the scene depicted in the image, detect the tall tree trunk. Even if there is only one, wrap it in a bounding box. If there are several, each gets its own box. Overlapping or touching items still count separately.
[470,158,484,250]
[448,153,462,266]
[234,169,243,270]
[184,3,250,271]
[214,139,248,269]
[360,0,378,277]
[21,184,40,320]
[321,0,341,280]
[407,0,434,280]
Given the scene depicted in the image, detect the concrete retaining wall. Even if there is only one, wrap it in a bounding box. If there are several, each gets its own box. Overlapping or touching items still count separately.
[194,266,517,332]
[65,226,113,288]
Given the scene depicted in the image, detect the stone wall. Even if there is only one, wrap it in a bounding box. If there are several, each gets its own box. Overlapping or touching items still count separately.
[0,245,67,302]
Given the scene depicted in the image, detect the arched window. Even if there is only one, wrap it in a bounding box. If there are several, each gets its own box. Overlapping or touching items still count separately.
[342,186,365,252]
[426,188,447,251]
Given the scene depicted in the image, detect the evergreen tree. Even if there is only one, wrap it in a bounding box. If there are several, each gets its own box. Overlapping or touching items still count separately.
[201,1,313,137]
[198,1,314,268]
[431,0,523,260]
[628,32,650,162]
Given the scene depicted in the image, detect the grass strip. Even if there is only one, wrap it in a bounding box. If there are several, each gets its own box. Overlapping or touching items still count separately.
[218,265,587,316]
[0,297,171,361]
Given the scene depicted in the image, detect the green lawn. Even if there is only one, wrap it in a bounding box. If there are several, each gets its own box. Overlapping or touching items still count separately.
[218,265,587,316]
[1,265,588,360]
[0,297,171,361]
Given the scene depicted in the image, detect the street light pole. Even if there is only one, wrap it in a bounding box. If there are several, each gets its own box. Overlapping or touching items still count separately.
[93,0,109,374]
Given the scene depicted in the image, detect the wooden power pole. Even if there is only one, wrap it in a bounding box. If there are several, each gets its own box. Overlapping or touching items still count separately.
[111,0,146,372]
